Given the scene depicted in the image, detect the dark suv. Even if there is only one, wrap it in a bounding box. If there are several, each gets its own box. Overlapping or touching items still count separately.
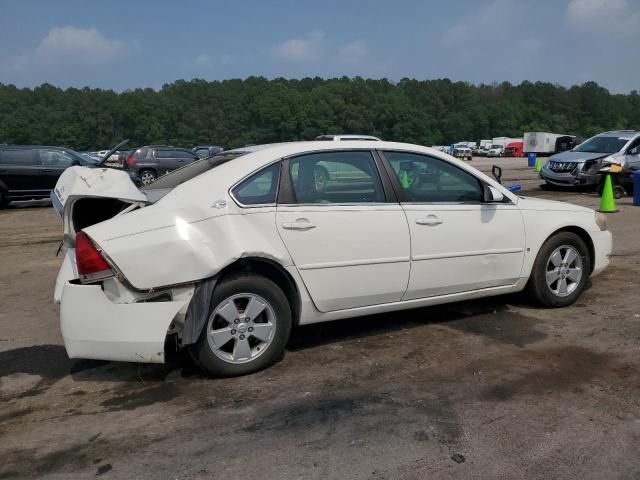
[125,146,199,185]
[0,145,99,207]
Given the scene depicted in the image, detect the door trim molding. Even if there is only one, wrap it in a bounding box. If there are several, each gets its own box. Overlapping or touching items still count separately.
[412,247,524,262]
[299,256,410,270]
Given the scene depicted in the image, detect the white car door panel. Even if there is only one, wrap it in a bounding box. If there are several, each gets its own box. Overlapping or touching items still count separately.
[276,150,410,312]
[380,150,526,300]
[403,204,525,300]
[277,205,410,312]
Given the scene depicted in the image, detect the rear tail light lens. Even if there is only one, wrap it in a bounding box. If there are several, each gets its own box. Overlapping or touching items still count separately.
[75,232,114,283]
[126,155,136,166]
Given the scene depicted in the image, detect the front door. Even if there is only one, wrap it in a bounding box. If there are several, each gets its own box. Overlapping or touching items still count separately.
[276,150,411,312]
[381,150,526,300]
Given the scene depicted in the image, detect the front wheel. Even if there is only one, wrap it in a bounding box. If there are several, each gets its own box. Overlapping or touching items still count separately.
[188,273,292,377]
[526,232,591,307]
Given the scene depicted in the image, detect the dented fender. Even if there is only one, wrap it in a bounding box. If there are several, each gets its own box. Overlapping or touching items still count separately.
[85,206,293,290]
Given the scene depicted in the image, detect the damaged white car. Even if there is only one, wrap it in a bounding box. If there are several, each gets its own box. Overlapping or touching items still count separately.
[53,141,612,376]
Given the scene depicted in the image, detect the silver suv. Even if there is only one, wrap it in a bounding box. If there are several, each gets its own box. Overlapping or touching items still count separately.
[540,130,640,188]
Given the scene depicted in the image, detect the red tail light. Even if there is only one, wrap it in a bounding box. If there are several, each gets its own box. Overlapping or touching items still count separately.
[126,155,136,166]
[75,232,113,282]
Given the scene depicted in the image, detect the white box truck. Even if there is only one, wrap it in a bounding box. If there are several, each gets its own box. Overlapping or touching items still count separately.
[524,132,576,155]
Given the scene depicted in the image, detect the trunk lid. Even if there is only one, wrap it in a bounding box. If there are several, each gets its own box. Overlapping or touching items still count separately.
[52,166,148,247]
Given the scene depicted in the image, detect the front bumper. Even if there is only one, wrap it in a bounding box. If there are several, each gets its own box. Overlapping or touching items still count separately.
[590,229,612,276]
[60,282,188,363]
[539,165,600,187]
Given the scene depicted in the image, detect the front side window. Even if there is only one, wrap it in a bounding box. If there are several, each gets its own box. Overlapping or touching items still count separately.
[232,163,280,206]
[288,151,384,204]
[175,150,196,159]
[384,151,483,203]
[39,150,74,167]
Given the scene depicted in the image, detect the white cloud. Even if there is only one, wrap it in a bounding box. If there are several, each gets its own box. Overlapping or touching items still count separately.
[338,40,368,62]
[566,0,640,33]
[34,26,125,65]
[441,0,524,46]
[271,30,325,62]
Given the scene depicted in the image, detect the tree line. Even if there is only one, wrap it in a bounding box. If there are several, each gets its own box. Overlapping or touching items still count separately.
[0,77,638,151]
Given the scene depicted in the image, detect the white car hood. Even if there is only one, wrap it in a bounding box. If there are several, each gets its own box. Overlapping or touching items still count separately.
[516,196,593,213]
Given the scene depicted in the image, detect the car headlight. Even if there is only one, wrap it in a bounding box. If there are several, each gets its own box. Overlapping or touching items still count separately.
[595,211,608,231]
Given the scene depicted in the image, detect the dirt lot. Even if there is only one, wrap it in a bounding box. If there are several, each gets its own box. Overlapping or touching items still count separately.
[1,157,639,479]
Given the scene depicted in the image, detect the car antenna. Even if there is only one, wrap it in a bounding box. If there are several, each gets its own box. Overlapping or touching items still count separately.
[98,139,130,167]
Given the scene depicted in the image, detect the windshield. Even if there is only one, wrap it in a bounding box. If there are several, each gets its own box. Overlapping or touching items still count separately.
[573,136,628,154]
[78,152,100,165]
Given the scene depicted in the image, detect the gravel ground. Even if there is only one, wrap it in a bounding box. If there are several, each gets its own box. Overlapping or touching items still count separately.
[1,157,639,479]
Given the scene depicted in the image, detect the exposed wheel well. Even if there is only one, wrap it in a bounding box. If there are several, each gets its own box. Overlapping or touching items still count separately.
[139,168,157,176]
[217,258,301,326]
[547,226,595,273]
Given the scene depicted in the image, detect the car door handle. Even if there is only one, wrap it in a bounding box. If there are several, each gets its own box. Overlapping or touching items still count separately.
[416,215,443,226]
[282,219,316,230]
[41,169,53,173]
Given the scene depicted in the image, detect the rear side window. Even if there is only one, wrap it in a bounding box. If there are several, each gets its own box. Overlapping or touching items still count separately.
[155,149,175,158]
[0,149,38,165]
[194,148,210,158]
[288,151,384,204]
[232,163,280,206]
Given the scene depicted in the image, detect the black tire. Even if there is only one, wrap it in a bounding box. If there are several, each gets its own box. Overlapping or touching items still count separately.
[139,169,156,186]
[188,273,292,377]
[0,190,9,208]
[597,182,626,199]
[526,232,591,308]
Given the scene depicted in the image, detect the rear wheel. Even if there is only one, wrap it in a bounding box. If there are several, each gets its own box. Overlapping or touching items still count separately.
[0,190,9,208]
[526,232,591,307]
[188,273,292,377]
[139,170,156,186]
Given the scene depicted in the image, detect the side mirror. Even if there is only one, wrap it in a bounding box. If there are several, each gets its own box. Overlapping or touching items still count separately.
[484,185,504,202]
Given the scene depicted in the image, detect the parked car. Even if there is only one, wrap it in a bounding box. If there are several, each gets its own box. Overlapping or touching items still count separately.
[315,134,381,141]
[524,132,576,156]
[453,146,473,160]
[125,146,200,185]
[193,145,224,159]
[0,145,102,207]
[540,130,640,189]
[487,146,503,157]
[52,140,611,377]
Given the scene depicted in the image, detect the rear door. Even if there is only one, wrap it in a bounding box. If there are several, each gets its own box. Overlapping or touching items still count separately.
[0,148,41,192]
[276,150,411,312]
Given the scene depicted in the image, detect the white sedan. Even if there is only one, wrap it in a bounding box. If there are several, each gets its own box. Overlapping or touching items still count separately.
[52,141,612,376]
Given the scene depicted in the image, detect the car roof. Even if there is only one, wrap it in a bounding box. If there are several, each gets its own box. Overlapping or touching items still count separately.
[597,130,640,137]
[315,134,381,141]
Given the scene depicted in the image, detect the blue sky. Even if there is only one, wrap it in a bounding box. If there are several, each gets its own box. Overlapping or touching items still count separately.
[0,0,638,92]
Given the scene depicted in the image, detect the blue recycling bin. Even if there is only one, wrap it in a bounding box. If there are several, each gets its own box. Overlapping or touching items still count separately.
[633,170,640,206]
[527,152,537,168]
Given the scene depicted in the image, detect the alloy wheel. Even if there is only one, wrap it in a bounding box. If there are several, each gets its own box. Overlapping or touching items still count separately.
[206,293,276,364]
[140,172,155,185]
[545,245,583,297]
